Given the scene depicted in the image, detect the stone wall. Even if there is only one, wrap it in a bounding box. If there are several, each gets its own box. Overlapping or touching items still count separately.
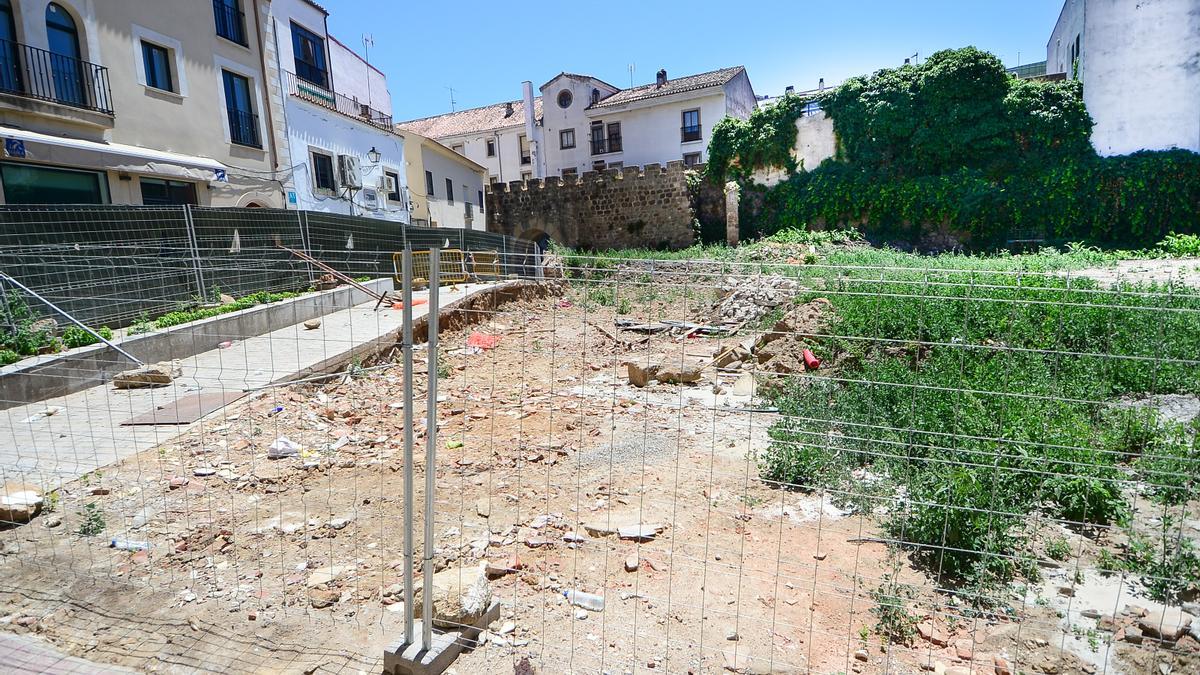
[487,161,714,250]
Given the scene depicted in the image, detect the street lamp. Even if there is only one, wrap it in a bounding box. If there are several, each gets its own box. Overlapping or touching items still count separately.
[367,146,381,163]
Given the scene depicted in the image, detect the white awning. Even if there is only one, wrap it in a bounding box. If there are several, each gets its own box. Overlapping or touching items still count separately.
[1,127,226,181]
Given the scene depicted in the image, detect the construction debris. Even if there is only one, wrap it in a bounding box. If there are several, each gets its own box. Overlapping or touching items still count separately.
[710,275,801,325]
[112,360,182,389]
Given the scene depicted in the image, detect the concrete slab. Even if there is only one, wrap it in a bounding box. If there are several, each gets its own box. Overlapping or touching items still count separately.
[383,601,501,675]
[0,632,137,674]
[0,283,494,486]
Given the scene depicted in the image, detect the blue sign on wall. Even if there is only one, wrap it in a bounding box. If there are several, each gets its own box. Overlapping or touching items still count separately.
[213,168,228,183]
[287,191,297,205]
[5,138,26,158]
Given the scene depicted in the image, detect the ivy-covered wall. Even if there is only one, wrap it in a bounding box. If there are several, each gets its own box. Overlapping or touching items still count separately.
[709,47,1200,249]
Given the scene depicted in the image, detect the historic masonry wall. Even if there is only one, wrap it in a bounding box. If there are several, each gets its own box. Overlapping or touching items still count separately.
[487,161,707,250]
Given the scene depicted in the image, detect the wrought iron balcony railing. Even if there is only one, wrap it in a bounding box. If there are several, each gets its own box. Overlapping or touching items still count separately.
[0,38,113,115]
[284,70,393,131]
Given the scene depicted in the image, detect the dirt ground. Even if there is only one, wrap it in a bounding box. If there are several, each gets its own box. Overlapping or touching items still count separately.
[1,280,1197,674]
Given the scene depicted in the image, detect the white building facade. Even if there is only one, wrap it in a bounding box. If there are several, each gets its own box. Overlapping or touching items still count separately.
[397,66,757,183]
[266,0,409,222]
[1047,0,1200,156]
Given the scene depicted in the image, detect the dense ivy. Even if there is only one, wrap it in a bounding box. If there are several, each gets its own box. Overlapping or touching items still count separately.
[708,47,1199,247]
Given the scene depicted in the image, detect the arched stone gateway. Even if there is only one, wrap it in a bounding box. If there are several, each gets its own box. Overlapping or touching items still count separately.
[517,228,552,253]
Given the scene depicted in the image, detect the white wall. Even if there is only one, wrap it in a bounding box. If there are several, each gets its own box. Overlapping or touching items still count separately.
[439,125,528,184]
[581,92,727,171]
[1047,0,1086,76]
[420,144,485,230]
[1075,0,1200,155]
[724,70,758,119]
[285,98,409,222]
[540,74,621,177]
[329,36,391,115]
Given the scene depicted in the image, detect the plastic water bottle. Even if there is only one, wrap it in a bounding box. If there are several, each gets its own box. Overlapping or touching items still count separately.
[563,589,604,612]
[110,538,150,551]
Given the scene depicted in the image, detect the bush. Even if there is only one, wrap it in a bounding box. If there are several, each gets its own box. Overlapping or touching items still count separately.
[0,349,19,366]
[62,325,113,349]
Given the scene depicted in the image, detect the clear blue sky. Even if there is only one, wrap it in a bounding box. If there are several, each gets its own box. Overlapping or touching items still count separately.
[321,0,1066,122]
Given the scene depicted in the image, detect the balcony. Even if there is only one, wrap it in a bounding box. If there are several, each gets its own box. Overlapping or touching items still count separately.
[591,133,622,155]
[0,38,113,115]
[212,0,248,47]
[226,107,261,148]
[681,125,702,142]
[284,70,393,131]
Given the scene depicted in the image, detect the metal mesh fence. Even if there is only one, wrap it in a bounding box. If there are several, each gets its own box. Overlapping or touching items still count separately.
[0,205,535,331]
[0,249,1197,674]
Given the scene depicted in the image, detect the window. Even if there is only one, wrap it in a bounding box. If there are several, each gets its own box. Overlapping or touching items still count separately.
[519,134,530,164]
[557,89,572,109]
[683,152,702,167]
[291,22,328,89]
[486,139,496,157]
[222,70,259,147]
[477,190,484,209]
[385,170,401,201]
[425,170,435,197]
[560,128,575,150]
[520,171,531,181]
[682,109,701,142]
[141,41,173,92]
[140,178,197,205]
[561,167,578,178]
[1,0,20,93]
[46,3,85,106]
[445,178,454,204]
[312,151,336,191]
[607,162,623,170]
[451,144,464,155]
[590,121,605,155]
[489,175,500,184]
[0,163,109,204]
[607,122,622,153]
[590,88,600,105]
[213,0,247,46]
[464,185,472,217]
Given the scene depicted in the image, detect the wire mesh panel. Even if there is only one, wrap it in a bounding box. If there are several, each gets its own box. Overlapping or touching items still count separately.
[1,244,1196,674]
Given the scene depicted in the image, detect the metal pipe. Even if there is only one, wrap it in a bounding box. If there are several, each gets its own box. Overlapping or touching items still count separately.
[0,272,143,366]
[421,247,440,651]
[402,247,415,647]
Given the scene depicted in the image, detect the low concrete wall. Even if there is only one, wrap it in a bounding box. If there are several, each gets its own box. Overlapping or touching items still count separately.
[0,279,392,410]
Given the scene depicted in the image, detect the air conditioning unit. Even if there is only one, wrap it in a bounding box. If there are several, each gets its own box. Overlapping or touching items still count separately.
[338,154,363,188]
[361,187,379,210]
[379,174,397,196]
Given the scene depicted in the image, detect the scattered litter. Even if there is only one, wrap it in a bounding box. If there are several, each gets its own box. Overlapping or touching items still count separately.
[23,406,65,423]
[218,340,234,349]
[110,539,150,552]
[193,467,216,477]
[466,332,502,350]
[268,437,301,459]
[564,589,605,612]
[446,440,463,449]
[392,299,428,310]
[802,349,821,370]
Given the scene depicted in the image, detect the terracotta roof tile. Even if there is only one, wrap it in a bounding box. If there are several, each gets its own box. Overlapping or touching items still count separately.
[589,66,745,109]
[395,98,543,139]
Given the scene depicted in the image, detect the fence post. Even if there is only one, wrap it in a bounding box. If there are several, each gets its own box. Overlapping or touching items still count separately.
[534,246,543,280]
[421,247,440,651]
[298,211,314,285]
[401,247,415,647]
[182,205,207,300]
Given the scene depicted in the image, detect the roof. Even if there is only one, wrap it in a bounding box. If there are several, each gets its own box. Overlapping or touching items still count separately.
[540,72,621,93]
[395,98,543,139]
[396,129,487,174]
[588,66,745,109]
[300,0,329,15]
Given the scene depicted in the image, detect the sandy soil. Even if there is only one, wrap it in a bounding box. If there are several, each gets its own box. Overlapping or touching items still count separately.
[1,284,1197,674]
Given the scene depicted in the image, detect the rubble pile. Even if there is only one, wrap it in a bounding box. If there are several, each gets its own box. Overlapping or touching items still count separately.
[710,275,802,325]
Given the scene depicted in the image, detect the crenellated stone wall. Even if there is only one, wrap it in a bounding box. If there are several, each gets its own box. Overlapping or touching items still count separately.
[486,161,718,250]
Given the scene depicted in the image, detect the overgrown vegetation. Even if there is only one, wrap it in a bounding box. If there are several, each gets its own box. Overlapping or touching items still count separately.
[62,325,113,349]
[759,263,1200,601]
[0,294,60,358]
[152,290,300,329]
[708,47,1200,249]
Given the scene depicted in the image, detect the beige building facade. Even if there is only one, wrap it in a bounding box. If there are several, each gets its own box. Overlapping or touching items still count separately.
[397,129,486,229]
[0,0,283,206]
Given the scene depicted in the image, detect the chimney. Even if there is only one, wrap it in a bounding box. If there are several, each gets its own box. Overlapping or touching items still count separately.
[656,69,667,88]
[522,81,542,179]
[504,101,514,118]
[785,85,795,95]
[819,78,825,91]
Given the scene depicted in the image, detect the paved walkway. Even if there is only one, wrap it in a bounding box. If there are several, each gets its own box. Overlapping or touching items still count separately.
[0,283,488,486]
[0,633,136,674]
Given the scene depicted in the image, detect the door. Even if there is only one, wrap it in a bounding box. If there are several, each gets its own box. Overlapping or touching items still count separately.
[0,0,20,93]
[45,3,85,106]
